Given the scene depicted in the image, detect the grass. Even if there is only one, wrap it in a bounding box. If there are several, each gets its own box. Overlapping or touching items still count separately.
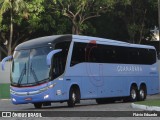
[135,100,160,107]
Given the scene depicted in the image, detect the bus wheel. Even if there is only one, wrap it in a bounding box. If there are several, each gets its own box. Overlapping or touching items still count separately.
[138,86,147,101]
[34,103,42,109]
[129,85,138,102]
[67,88,77,107]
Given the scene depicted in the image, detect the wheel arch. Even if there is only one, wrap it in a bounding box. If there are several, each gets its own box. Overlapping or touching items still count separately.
[130,83,138,90]
[129,83,138,94]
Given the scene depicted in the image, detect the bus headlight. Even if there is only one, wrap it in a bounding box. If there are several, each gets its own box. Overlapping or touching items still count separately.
[12,98,16,102]
[39,83,56,92]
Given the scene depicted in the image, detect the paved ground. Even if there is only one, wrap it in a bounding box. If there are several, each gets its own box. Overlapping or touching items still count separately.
[1,94,160,111]
[0,94,160,120]
[0,99,138,111]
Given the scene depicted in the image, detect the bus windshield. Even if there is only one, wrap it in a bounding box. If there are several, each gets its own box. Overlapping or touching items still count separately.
[11,47,53,86]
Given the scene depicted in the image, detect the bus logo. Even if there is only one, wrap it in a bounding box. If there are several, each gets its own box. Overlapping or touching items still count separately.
[2,112,11,117]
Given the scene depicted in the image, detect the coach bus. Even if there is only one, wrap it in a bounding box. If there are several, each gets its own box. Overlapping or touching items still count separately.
[1,35,159,108]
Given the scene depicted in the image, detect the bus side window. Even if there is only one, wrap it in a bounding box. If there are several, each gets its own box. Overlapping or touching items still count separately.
[51,41,71,79]
[129,48,138,64]
[71,42,85,66]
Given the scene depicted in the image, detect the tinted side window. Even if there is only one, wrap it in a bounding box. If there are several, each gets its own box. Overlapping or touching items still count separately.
[147,49,156,64]
[115,46,128,64]
[128,48,140,64]
[51,41,71,79]
[71,42,156,66]
[70,42,86,66]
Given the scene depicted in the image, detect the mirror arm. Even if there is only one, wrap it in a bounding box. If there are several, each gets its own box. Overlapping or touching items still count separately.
[46,49,62,67]
[1,56,13,71]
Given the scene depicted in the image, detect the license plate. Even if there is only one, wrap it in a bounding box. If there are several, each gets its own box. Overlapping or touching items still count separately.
[25,98,32,101]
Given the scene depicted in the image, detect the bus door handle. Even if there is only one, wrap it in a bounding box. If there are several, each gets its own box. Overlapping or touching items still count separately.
[66,79,71,81]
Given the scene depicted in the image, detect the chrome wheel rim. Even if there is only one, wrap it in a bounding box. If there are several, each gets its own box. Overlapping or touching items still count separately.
[140,89,144,99]
[72,92,76,102]
[131,89,136,100]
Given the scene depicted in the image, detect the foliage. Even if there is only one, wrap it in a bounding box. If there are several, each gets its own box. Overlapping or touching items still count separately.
[0,0,27,55]
[54,0,117,34]
[114,0,158,43]
[0,0,158,58]
[135,99,160,107]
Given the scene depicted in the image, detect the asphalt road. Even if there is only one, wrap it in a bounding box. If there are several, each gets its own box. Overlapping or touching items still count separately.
[0,99,139,111]
[0,94,160,120]
[1,94,160,111]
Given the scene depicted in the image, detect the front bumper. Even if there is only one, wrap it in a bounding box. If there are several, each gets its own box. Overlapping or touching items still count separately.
[11,87,54,104]
[10,82,58,104]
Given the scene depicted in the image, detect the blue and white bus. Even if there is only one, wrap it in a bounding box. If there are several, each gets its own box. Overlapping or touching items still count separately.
[1,35,159,108]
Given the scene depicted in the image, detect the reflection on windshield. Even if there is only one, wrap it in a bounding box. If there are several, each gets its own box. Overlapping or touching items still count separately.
[11,47,52,86]
[12,50,29,85]
[28,47,51,84]
[17,63,27,86]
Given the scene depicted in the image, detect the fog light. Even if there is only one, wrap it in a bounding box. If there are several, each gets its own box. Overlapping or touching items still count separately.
[12,98,16,102]
[44,95,49,99]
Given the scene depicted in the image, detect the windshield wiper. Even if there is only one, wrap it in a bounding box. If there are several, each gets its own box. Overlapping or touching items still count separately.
[30,63,39,84]
[17,63,26,86]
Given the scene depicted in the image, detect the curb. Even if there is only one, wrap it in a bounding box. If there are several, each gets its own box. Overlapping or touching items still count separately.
[0,99,10,100]
[131,103,160,111]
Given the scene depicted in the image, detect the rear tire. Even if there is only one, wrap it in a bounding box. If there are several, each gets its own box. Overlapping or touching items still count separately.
[34,103,42,109]
[129,85,138,102]
[138,86,147,101]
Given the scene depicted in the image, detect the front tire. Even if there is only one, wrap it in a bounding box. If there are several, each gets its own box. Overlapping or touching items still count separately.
[67,88,77,107]
[34,103,42,109]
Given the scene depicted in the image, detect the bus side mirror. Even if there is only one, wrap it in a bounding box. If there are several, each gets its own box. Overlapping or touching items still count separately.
[1,56,13,71]
[46,49,62,67]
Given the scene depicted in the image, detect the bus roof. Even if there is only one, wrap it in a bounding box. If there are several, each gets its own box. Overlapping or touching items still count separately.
[15,35,72,50]
[15,34,155,50]
[73,35,155,49]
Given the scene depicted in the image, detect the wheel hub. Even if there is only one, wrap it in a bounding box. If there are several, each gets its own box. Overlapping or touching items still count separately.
[140,90,144,99]
[72,92,76,102]
[131,89,136,99]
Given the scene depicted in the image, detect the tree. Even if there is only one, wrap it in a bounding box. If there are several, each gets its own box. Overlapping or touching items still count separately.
[126,0,148,43]
[0,0,58,57]
[27,0,71,36]
[0,0,27,55]
[54,0,116,34]
[114,0,158,44]
[11,0,47,50]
